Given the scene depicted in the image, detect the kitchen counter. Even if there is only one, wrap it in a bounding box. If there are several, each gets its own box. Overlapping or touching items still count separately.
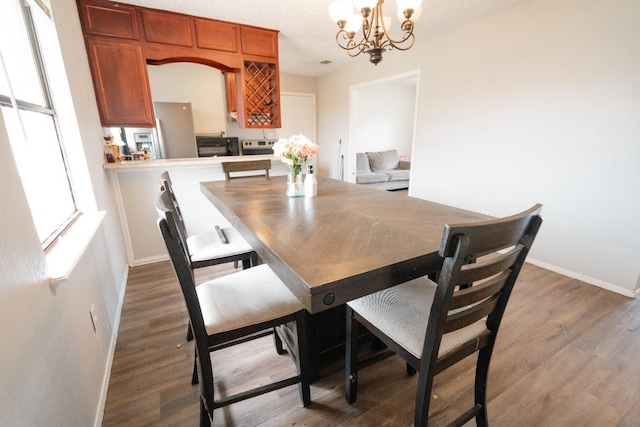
[103,154,278,171]
[104,154,287,266]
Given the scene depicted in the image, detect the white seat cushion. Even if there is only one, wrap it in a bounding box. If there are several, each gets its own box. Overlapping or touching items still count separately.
[348,277,488,360]
[187,226,253,262]
[197,264,303,335]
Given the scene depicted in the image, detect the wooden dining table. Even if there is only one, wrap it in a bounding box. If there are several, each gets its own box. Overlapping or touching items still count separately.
[201,175,490,377]
[200,176,490,314]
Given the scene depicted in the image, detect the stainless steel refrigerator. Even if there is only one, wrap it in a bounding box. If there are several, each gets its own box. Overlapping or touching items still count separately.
[154,101,197,159]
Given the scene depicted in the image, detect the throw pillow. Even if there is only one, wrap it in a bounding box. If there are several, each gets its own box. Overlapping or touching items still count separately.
[367,150,399,171]
[356,152,372,173]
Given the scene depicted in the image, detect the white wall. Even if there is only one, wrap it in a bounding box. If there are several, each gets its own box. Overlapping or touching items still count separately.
[316,0,640,295]
[0,0,129,425]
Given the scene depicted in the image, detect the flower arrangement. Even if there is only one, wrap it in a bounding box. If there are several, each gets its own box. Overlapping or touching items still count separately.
[273,134,319,175]
[273,134,319,197]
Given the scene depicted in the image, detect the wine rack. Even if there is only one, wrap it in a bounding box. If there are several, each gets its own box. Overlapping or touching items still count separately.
[243,61,280,127]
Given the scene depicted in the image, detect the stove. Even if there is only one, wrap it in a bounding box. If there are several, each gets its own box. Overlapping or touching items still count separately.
[241,139,276,155]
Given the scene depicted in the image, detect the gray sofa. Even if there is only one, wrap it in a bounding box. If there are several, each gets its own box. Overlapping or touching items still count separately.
[356,150,410,190]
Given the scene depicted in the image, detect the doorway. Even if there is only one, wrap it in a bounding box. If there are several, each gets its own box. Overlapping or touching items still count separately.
[347,70,420,189]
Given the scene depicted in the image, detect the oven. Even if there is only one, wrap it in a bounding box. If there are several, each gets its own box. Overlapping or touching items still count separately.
[241,139,276,155]
[195,136,239,157]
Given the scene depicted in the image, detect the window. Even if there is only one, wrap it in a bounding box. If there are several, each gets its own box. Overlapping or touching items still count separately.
[0,0,78,248]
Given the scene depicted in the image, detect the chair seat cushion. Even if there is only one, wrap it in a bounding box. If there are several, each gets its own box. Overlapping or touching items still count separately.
[197,264,303,335]
[356,172,389,184]
[348,277,488,360]
[187,226,253,262]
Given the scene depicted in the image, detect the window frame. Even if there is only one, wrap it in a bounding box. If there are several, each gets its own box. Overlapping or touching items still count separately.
[0,0,80,249]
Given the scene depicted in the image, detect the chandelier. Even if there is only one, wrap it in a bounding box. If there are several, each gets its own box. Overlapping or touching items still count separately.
[329,0,423,65]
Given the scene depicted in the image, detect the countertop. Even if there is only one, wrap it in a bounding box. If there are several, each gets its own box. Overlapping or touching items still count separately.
[103,154,278,171]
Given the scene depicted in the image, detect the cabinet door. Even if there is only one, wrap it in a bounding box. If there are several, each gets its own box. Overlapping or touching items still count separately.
[86,39,155,127]
[224,72,237,115]
[141,9,193,47]
[240,27,278,58]
[195,19,238,52]
[79,0,139,40]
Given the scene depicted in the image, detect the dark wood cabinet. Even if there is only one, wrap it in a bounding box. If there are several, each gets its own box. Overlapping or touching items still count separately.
[79,1,139,40]
[86,38,155,127]
[77,0,281,128]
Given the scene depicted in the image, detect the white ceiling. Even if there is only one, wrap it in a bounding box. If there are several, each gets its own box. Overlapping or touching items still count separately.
[114,0,533,77]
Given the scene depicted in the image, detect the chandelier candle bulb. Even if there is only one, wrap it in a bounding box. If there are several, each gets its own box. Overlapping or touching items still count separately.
[305,165,317,197]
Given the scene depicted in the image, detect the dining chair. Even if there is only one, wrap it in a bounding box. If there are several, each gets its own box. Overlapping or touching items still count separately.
[159,171,258,270]
[156,192,311,427]
[345,204,543,427]
[221,159,271,181]
[154,188,291,379]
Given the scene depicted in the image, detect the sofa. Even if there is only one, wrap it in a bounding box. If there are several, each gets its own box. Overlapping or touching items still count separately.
[356,149,411,190]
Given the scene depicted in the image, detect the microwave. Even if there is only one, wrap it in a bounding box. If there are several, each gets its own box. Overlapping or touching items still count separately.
[195,136,239,157]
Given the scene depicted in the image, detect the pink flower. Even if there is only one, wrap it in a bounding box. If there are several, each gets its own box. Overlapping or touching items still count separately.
[273,134,319,165]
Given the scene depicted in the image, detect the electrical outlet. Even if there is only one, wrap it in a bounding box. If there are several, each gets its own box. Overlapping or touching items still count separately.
[89,304,98,332]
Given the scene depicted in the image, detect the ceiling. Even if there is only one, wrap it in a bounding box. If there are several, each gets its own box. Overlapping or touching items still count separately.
[113,0,533,77]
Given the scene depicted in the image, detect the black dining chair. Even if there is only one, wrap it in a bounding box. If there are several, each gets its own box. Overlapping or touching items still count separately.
[156,190,311,427]
[345,204,543,426]
[159,171,258,270]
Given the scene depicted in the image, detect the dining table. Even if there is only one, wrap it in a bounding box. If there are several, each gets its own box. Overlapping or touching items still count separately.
[200,175,490,376]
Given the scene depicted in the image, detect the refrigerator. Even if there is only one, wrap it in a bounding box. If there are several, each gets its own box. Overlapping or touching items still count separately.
[154,101,198,159]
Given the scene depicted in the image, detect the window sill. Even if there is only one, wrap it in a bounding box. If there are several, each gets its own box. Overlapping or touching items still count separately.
[47,211,106,289]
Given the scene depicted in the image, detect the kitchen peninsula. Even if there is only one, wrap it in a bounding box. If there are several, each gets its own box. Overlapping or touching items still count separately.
[105,154,285,266]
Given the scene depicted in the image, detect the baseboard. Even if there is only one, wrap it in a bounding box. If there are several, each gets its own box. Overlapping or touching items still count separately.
[94,264,129,427]
[133,254,170,266]
[526,258,638,298]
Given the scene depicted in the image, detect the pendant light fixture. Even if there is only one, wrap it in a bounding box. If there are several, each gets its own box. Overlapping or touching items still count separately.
[329,0,423,65]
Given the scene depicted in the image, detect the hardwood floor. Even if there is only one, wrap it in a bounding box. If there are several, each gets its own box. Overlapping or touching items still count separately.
[102,261,640,426]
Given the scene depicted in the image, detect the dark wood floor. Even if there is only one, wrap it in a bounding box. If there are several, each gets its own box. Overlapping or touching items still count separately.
[102,261,640,426]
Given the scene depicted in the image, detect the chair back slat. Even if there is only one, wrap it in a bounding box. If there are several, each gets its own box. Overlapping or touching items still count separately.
[155,188,192,266]
[439,204,542,259]
[457,245,523,285]
[222,159,271,181]
[444,293,500,333]
[450,269,511,310]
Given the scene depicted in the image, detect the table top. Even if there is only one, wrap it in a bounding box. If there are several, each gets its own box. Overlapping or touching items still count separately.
[200,176,489,313]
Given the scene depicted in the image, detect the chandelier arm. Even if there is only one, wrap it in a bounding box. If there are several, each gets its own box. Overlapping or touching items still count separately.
[335,31,369,56]
[377,15,416,50]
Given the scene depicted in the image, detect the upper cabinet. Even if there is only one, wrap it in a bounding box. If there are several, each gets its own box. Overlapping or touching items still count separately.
[76,0,281,129]
[86,38,155,126]
[80,1,139,39]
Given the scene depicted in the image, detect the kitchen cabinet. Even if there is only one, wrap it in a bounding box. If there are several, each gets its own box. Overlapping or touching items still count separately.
[79,1,139,40]
[86,38,155,127]
[141,9,193,47]
[77,0,281,128]
[241,27,278,58]
[224,72,238,118]
[195,19,238,52]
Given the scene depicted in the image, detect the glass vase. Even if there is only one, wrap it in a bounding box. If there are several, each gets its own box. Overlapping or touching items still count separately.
[286,167,305,197]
